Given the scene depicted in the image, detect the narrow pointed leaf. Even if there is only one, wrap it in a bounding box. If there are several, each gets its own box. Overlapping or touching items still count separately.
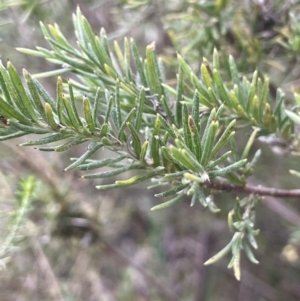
[77,154,127,171]
[151,193,185,211]
[130,38,147,87]
[83,96,96,133]
[200,121,219,166]
[45,103,60,130]
[209,159,247,177]
[64,141,103,170]
[20,133,66,146]
[118,107,136,140]
[7,62,39,123]
[211,119,236,158]
[83,163,143,179]
[0,96,32,125]
[175,65,183,127]
[54,137,87,152]
[127,122,141,158]
[116,167,164,187]
[9,120,48,134]
[204,241,233,265]
[63,95,82,131]
[135,87,146,131]
[155,183,188,198]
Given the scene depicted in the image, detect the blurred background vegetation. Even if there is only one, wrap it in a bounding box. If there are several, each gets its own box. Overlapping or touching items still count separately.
[1,0,300,300]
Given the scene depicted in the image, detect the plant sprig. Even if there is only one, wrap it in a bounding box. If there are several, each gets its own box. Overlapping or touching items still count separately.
[1,7,299,280]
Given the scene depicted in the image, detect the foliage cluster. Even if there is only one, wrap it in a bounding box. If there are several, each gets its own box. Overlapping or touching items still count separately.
[1,0,300,283]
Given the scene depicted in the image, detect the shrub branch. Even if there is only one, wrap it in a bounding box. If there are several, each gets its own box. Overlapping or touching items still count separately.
[206,180,300,197]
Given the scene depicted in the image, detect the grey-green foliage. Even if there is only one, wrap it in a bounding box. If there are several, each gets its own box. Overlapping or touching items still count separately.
[0,7,299,279]
[0,176,36,269]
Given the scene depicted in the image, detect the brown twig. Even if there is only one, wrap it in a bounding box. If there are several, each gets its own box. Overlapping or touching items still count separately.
[205,180,300,198]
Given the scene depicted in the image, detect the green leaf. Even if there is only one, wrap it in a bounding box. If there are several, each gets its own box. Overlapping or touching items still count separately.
[139,140,149,162]
[169,145,196,171]
[83,162,143,179]
[99,123,108,137]
[130,38,147,87]
[45,103,60,131]
[104,91,113,124]
[32,77,57,111]
[0,96,32,125]
[53,137,87,152]
[0,64,14,106]
[194,185,207,207]
[233,254,241,281]
[285,110,300,125]
[17,47,48,58]
[159,94,174,124]
[243,241,259,264]
[200,120,218,166]
[182,104,193,151]
[181,148,206,174]
[23,69,46,120]
[64,141,103,171]
[209,159,247,177]
[135,88,146,131]
[184,172,207,183]
[92,88,101,128]
[204,240,233,265]
[7,62,39,123]
[114,79,122,128]
[211,119,236,158]
[48,24,73,51]
[0,131,27,141]
[241,128,258,160]
[68,81,83,126]
[175,64,183,127]
[104,64,118,80]
[192,90,200,133]
[114,40,125,76]
[56,76,66,125]
[145,43,163,96]
[96,183,123,190]
[207,150,232,169]
[247,230,258,249]
[213,48,219,70]
[213,68,231,107]
[151,193,185,211]
[177,53,193,80]
[188,116,201,161]
[124,37,132,81]
[201,108,216,148]
[201,63,213,89]
[127,122,141,158]
[9,120,48,134]
[228,55,239,85]
[76,154,127,171]
[63,95,82,131]
[161,146,187,170]
[83,96,96,133]
[154,183,188,198]
[20,133,66,146]
[151,116,161,166]
[116,167,164,187]
[118,107,136,140]
[290,169,300,178]
[206,195,220,213]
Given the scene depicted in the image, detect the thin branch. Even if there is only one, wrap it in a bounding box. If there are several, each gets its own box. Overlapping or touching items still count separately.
[249,178,300,227]
[205,180,300,198]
